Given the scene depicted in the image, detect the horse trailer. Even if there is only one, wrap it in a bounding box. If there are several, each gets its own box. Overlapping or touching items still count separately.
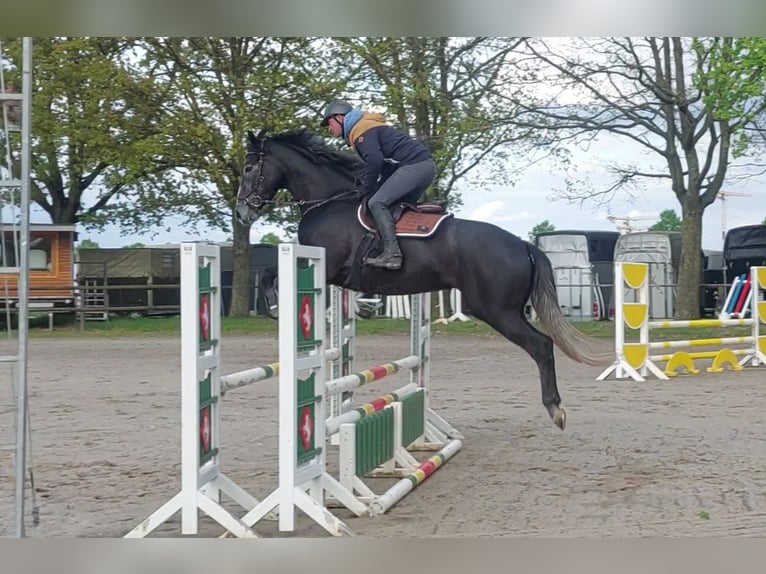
[534,230,619,321]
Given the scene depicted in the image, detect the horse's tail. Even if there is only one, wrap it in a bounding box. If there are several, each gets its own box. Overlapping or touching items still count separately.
[527,244,613,366]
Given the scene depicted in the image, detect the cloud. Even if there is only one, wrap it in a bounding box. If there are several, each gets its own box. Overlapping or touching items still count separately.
[467,200,533,223]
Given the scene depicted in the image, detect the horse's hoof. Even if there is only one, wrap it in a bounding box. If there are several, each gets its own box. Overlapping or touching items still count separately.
[552,408,566,430]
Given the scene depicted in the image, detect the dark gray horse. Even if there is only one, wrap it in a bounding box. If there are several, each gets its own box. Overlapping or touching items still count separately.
[235,128,611,430]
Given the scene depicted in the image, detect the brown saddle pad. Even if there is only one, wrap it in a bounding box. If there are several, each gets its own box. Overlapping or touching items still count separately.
[357,202,453,238]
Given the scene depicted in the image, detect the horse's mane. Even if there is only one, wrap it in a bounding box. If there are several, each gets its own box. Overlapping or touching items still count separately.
[268,128,364,178]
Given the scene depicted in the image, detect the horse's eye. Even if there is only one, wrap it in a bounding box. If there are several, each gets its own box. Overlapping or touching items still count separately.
[244,165,253,173]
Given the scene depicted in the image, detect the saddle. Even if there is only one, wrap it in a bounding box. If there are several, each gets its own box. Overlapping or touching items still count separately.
[357,199,453,238]
[345,199,453,291]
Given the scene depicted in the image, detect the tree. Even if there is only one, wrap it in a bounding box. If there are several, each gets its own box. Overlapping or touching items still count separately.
[139,37,349,316]
[0,37,177,228]
[508,37,766,318]
[528,220,555,242]
[762,216,766,225]
[333,38,551,208]
[123,242,146,248]
[649,209,682,232]
[77,238,100,249]
[259,232,281,245]
[74,238,99,260]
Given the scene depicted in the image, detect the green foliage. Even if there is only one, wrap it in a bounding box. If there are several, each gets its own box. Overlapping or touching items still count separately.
[692,38,766,161]
[649,209,683,232]
[122,242,145,248]
[693,38,766,125]
[0,37,178,229]
[333,38,538,208]
[528,220,555,242]
[258,232,281,245]
[77,238,100,249]
[74,237,99,260]
[134,37,350,234]
[132,38,353,316]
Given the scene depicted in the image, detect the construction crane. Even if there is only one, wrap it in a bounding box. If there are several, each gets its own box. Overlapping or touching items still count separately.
[718,190,752,242]
[606,214,657,234]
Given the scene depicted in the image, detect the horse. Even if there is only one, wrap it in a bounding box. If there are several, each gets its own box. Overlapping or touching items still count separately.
[235,128,612,430]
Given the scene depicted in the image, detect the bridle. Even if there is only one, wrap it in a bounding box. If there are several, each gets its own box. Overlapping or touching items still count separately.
[240,137,268,211]
[240,135,362,217]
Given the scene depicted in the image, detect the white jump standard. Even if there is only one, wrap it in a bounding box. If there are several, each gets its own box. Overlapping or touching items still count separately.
[125,242,262,538]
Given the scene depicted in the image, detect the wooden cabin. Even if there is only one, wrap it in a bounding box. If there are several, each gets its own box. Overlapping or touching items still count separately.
[0,223,78,309]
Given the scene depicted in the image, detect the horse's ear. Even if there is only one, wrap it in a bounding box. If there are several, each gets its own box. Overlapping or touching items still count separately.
[255,127,268,139]
[246,130,258,149]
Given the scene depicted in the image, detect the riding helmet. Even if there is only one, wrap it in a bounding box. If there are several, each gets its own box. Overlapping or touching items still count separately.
[320,99,353,126]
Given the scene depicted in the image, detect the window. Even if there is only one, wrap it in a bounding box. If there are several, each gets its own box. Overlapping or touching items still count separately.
[30,235,52,270]
[0,231,19,267]
[0,232,53,271]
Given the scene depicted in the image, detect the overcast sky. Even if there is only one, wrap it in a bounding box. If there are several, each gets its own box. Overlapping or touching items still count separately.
[71,131,764,253]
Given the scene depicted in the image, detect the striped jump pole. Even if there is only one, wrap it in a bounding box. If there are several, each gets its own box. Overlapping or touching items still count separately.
[220,348,341,395]
[220,361,280,394]
[648,318,753,329]
[720,274,752,319]
[754,267,766,366]
[324,355,421,396]
[649,349,752,360]
[368,438,463,516]
[647,336,754,349]
[325,382,419,436]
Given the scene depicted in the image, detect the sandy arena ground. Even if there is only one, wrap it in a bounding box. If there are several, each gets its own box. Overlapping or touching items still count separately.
[1,330,765,538]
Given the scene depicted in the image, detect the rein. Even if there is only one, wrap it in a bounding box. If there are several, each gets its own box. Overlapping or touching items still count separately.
[300,190,362,217]
[242,189,361,216]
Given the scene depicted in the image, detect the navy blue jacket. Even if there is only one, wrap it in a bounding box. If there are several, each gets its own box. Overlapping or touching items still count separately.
[344,112,433,195]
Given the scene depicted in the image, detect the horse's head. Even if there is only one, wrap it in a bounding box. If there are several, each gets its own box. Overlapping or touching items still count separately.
[235,129,284,227]
[235,127,363,227]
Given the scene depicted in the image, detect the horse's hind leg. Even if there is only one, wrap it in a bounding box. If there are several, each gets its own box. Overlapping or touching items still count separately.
[482,308,566,430]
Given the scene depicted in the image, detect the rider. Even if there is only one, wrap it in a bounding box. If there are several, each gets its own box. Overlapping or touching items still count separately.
[320,99,436,270]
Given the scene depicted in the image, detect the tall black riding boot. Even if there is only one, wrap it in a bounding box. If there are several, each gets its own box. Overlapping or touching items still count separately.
[366,203,403,270]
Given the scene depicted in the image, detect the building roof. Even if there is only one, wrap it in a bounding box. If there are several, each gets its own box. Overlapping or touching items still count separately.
[0,223,78,233]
